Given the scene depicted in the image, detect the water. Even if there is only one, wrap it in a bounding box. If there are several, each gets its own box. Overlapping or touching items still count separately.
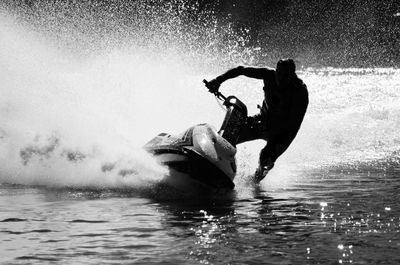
[1,3,400,264]
[1,168,400,264]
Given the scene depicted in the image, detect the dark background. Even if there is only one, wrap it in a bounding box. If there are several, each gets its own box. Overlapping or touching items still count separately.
[204,0,400,67]
[2,0,400,68]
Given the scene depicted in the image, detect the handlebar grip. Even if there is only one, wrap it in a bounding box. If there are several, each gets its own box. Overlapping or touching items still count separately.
[203,79,226,101]
[203,79,212,92]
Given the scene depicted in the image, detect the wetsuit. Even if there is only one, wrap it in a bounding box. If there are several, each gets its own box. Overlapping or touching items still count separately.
[215,66,309,170]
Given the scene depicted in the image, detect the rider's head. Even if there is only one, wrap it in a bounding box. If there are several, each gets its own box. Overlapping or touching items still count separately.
[276,59,296,84]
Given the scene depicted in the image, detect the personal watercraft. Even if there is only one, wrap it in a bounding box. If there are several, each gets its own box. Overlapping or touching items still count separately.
[143,80,247,192]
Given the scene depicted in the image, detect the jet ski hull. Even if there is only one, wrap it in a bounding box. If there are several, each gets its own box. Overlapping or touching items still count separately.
[149,146,235,190]
[144,125,236,191]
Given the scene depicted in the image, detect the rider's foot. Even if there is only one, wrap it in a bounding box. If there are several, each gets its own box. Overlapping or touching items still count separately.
[254,163,274,183]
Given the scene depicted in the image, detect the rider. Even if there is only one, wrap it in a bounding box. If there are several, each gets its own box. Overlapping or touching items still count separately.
[205,59,308,182]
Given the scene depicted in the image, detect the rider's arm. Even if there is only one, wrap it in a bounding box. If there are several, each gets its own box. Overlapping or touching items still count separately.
[216,66,271,83]
[206,66,273,93]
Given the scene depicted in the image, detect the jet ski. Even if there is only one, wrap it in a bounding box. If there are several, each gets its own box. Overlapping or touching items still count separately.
[144,80,247,192]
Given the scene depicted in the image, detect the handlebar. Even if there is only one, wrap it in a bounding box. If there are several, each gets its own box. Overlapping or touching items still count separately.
[203,79,227,101]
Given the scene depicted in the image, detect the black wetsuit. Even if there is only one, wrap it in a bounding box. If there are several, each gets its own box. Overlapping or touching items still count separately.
[216,66,308,168]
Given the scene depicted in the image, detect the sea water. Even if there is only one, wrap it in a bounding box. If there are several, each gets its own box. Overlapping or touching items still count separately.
[1,4,400,265]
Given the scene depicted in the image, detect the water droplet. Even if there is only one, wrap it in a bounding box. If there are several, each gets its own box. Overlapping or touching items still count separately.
[338,244,344,250]
[384,207,391,211]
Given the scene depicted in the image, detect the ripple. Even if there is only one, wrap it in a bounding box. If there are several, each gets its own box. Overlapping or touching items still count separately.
[103,244,158,249]
[1,229,54,234]
[70,233,110,237]
[16,256,60,261]
[69,219,108,223]
[1,218,27,222]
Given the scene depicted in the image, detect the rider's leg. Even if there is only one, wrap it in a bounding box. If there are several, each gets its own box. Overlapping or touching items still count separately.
[237,114,266,144]
[254,131,298,182]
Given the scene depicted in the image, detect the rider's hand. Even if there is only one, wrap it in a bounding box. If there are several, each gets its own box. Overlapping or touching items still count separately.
[206,78,221,93]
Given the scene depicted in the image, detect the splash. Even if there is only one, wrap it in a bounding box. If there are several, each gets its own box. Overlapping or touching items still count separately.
[0,0,255,189]
[0,0,260,189]
[0,9,189,188]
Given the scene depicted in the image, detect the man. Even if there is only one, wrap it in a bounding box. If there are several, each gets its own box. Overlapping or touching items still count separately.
[205,59,308,182]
